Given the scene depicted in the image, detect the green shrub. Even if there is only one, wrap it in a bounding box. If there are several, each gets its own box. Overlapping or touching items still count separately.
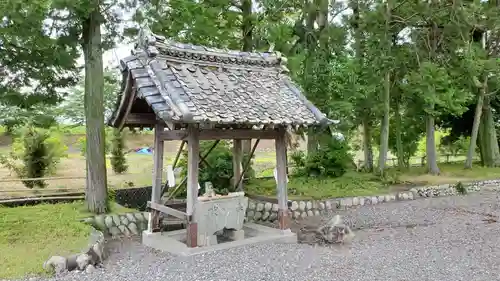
[78,134,111,156]
[292,137,353,178]
[0,125,68,188]
[110,128,128,174]
[176,140,255,197]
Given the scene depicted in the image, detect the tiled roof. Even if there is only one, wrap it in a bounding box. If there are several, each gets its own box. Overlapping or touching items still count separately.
[111,28,330,127]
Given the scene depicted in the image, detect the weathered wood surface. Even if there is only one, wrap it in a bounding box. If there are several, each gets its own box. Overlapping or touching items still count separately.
[149,122,165,233]
[159,128,278,140]
[148,201,188,220]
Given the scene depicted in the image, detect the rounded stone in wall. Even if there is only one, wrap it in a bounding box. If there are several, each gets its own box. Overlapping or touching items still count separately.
[112,215,121,226]
[319,202,325,210]
[371,197,378,204]
[364,197,372,205]
[247,210,255,219]
[94,215,106,231]
[325,201,332,210]
[134,213,144,221]
[109,226,121,237]
[118,225,131,236]
[359,197,365,206]
[300,212,307,219]
[341,198,353,207]
[128,222,139,235]
[352,197,359,206]
[104,216,114,228]
[269,212,278,221]
[248,200,256,210]
[306,201,312,210]
[307,210,314,217]
[313,210,320,216]
[254,211,263,220]
[272,203,279,212]
[262,211,270,220]
[402,193,409,200]
[385,195,392,202]
[312,201,319,209]
[120,216,129,226]
[256,203,264,212]
[141,212,150,221]
[377,196,385,203]
[264,202,272,211]
[335,200,341,208]
[293,211,301,219]
[299,201,306,211]
[125,213,137,223]
[408,192,414,200]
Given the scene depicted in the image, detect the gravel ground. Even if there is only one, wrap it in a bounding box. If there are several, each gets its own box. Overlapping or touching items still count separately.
[25,191,500,281]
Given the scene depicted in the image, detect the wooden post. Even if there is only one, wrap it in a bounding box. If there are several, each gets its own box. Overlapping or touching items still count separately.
[232,139,243,191]
[275,126,290,231]
[186,125,199,247]
[148,122,165,233]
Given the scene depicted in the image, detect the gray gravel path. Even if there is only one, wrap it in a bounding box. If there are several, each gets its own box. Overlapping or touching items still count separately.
[29,191,500,281]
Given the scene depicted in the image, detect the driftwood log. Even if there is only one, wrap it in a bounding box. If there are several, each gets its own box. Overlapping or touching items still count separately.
[297,215,354,245]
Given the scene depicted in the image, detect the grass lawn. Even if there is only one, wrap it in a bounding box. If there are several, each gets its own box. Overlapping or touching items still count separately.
[246,171,392,200]
[246,163,500,200]
[0,201,133,279]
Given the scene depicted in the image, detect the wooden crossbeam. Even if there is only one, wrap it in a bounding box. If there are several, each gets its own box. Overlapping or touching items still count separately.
[159,129,278,141]
[148,201,188,221]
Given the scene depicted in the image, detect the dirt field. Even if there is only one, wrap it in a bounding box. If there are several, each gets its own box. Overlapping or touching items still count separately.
[0,133,281,199]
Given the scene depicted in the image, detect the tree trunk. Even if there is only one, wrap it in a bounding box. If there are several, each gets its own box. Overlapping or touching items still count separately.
[425,114,440,175]
[480,96,500,167]
[82,4,108,214]
[378,71,391,175]
[362,116,374,171]
[465,80,486,169]
[241,0,253,157]
[394,98,405,169]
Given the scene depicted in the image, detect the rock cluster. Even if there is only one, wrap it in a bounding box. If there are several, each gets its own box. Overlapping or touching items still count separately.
[83,212,149,237]
[43,227,105,275]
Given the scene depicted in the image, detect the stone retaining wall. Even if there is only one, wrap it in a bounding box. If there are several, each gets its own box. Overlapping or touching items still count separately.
[84,212,150,237]
[246,179,500,223]
[83,179,500,236]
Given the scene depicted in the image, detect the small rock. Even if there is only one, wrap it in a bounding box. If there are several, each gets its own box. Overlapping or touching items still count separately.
[312,201,319,209]
[256,203,264,212]
[299,201,306,211]
[293,211,301,219]
[378,196,385,203]
[359,197,365,206]
[335,200,341,208]
[364,197,372,205]
[307,210,314,217]
[66,254,78,271]
[93,215,106,231]
[264,202,272,211]
[391,194,396,201]
[402,193,409,200]
[76,254,91,270]
[313,210,320,216]
[85,264,96,274]
[371,197,378,204]
[319,202,325,210]
[408,192,414,200]
[104,215,114,228]
[300,212,307,218]
[306,201,313,210]
[44,256,67,274]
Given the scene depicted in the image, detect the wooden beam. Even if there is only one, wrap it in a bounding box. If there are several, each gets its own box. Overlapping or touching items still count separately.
[232,139,243,191]
[186,124,199,248]
[124,113,158,125]
[147,201,188,220]
[275,127,290,231]
[147,122,165,233]
[159,129,278,141]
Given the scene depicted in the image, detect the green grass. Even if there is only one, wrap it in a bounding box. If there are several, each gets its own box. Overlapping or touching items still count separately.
[0,201,134,279]
[246,171,391,200]
[0,202,91,279]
